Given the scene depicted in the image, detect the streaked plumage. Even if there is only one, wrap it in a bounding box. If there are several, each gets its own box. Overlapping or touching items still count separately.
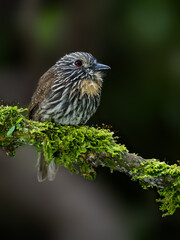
[28,52,110,181]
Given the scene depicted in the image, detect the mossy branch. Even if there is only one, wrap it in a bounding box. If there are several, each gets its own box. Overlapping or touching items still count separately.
[0,106,180,216]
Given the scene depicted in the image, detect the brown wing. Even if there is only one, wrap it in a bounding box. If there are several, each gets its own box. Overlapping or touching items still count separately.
[28,68,56,120]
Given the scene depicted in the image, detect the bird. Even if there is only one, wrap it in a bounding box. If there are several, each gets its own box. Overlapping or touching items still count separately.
[28,52,110,182]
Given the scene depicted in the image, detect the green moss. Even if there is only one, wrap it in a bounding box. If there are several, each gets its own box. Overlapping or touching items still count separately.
[0,105,127,180]
[0,106,27,155]
[130,159,180,216]
[157,186,180,217]
[0,105,180,216]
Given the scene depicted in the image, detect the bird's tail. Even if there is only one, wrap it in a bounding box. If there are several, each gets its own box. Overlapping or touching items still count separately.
[37,152,59,182]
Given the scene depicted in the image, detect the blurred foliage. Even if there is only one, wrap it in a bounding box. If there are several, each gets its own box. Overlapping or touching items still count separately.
[0,1,180,238]
[33,6,64,49]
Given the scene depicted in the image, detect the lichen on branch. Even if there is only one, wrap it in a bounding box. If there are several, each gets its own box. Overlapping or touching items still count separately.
[0,105,179,216]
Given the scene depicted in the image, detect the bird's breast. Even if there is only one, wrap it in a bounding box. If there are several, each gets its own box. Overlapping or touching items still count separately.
[79,78,102,99]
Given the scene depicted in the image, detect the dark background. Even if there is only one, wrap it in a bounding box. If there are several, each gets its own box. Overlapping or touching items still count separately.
[0,0,179,239]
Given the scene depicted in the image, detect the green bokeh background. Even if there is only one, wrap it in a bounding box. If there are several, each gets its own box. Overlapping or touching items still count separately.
[0,1,179,240]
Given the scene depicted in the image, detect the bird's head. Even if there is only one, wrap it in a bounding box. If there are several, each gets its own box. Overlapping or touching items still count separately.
[55,52,110,82]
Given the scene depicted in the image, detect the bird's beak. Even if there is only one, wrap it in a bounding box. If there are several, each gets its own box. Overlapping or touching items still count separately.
[92,62,111,71]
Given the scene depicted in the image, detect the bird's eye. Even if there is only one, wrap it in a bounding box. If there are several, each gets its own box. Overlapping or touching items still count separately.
[75,60,82,67]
